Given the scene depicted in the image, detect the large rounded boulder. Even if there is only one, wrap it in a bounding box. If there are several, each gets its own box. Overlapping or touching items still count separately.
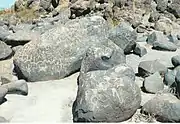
[13,16,112,81]
[72,64,141,122]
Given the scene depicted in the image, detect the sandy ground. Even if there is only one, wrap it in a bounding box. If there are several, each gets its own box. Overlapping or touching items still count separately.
[0,73,79,122]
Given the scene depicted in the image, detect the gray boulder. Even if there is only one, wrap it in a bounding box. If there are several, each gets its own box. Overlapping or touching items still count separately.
[80,41,126,74]
[133,43,147,57]
[142,93,180,122]
[164,70,176,86]
[171,55,180,67]
[138,60,167,77]
[1,80,28,96]
[147,31,169,45]
[152,40,177,51]
[0,87,7,104]
[0,41,13,60]
[73,64,141,122]
[14,16,110,82]
[144,72,164,93]
[108,22,137,54]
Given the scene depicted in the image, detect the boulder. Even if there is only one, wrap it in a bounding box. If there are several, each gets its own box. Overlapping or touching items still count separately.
[147,31,169,45]
[144,72,164,93]
[171,55,180,67]
[133,43,147,57]
[73,64,141,122]
[152,40,177,51]
[164,69,176,86]
[1,80,28,96]
[14,16,110,82]
[80,41,126,74]
[138,60,167,77]
[0,41,13,60]
[108,22,137,54]
[142,93,180,122]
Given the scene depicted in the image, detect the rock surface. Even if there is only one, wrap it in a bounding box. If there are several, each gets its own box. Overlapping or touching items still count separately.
[14,16,110,82]
[73,64,141,122]
[142,93,180,122]
[144,72,164,93]
[138,60,167,77]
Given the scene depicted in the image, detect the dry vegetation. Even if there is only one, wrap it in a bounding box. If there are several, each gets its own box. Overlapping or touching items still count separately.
[0,7,40,23]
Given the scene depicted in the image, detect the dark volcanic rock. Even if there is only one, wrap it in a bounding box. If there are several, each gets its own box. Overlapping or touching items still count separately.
[152,40,177,51]
[108,22,137,54]
[80,41,126,74]
[73,64,141,122]
[133,43,147,57]
[138,60,167,77]
[142,93,180,122]
[144,72,164,93]
[172,55,180,67]
[13,16,112,82]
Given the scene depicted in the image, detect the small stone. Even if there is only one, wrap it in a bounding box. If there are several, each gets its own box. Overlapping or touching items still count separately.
[1,80,28,96]
[171,55,180,67]
[133,43,147,57]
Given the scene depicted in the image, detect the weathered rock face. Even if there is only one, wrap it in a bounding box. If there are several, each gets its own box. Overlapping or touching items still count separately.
[142,93,180,122]
[138,60,167,77]
[13,16,111,82]
[0,41,13,60]
[73,64,141,122]
[108,22,137,54]
[80,41,126,74]
[144,72,164,93]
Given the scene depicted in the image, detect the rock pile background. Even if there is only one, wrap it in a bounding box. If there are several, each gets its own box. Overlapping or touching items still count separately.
[1,0,180,122]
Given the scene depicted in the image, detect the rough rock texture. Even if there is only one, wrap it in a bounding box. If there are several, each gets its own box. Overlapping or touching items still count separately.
[142,93,180,122]
[147,31,169,45]
[14,16,111,82]
[164,70,176,86]
[80,42,126,74]
[171,55,180,67]
[138,60,167,77]
[133,43,147,57]
[108,22,137,54]
[73,64,141,122]
[144,72,164,93]
[0,41,13,60]
[0,87,8,104]
[152,40,177,51]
